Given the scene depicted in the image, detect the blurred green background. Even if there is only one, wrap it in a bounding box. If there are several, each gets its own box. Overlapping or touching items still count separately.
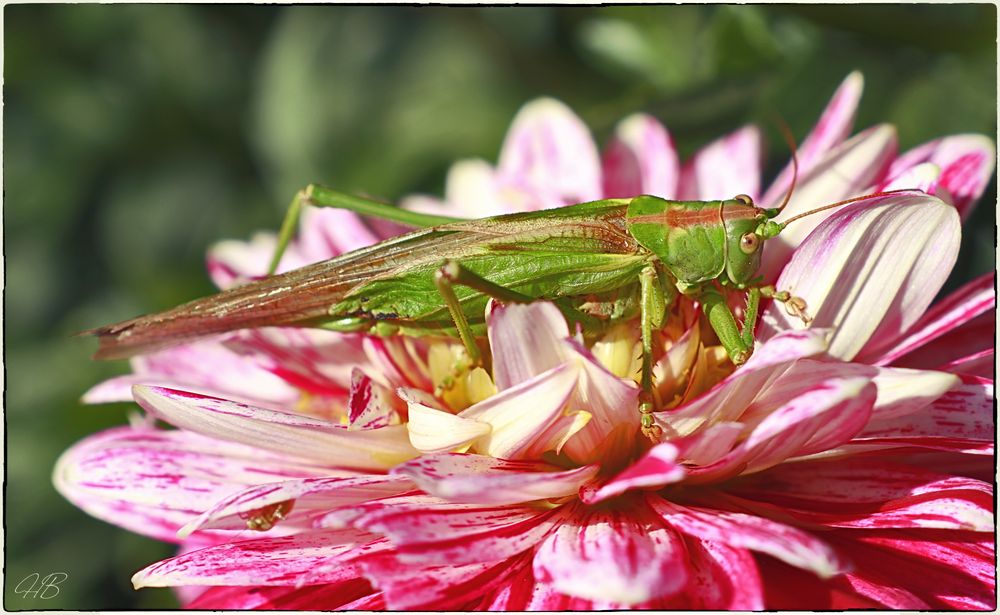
[4,4,995,609]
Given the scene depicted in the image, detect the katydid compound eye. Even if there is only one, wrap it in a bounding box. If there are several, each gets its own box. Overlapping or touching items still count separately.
[739,232,760,254]
[734,194,753,206]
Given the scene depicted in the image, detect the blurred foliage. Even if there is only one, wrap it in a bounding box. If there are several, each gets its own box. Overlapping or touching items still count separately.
[4,4,995,610]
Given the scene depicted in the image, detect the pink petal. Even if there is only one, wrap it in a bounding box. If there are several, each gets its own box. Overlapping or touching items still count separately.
[487,300,570,390]
[865,271,994,367]
[497,98,603,206]
[829,530,996,610]
[727,457,993,531]
[879,161,941,192]
[188,581,378,610]
[297,207,381,261]
[939,348,994,378]
[392,453,599,505]
[359,552,530,610]
[690,376,876,482]
[132,385,418,470]
[888,134,996,219]
[852,378,993,449]
[132,529,373,587]
[762,72,865,207]
[179,474,413,536]
[762,193,960,361]
[677,124,762,201]
[602,113,679,199]
[82,339,299,408]
[649,496,847,577]
[557,338,640,464]
[533,502,688,604]
[581,443,685,504]
[458,363,578,459]
[207,233,302,288]
[667,537,764,609]
[762,123,898,279]
[657,329,828,437]
[347,369,401,430]
[353,498,567,566]
[52,427,335,543]
[226,326,370,395]
[440,159,511,217]
[362,336,434,391]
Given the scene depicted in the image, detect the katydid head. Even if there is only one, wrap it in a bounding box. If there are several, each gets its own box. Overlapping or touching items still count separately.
[721,194,784,287]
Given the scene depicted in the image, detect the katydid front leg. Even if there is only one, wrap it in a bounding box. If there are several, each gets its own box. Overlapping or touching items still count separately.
[699,286,760,367]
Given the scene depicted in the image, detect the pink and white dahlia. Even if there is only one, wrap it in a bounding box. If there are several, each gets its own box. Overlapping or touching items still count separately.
[57,72,995,609]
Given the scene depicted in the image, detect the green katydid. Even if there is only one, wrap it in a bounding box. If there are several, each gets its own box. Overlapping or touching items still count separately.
[88,178,906,439]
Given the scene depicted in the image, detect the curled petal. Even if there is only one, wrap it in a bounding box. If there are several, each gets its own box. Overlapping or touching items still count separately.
[392,453,598,505]
[762,193,960,361]
[658,329,828,437]
[533,502,688,605]
[763,71,865,207]
[602,113,679,199]
[132,386,418,470]
[763,123,898,278]
[880,161,941,192]
[459,363,577,459]
[405,399,491,454]
[497,98,602,206]
[487,300,570,390]
[678,125,762,202]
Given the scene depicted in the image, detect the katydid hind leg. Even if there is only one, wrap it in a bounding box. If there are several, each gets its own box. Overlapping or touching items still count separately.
[638,265,665,441]
[267,184,467,276]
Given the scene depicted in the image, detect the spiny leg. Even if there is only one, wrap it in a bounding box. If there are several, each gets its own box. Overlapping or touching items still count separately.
[433,260,537,395]
[700,286,753,366]
[267,185,464,276]
[639,265,668,441]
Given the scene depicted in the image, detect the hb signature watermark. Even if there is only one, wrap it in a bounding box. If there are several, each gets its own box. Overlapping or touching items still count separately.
[12,573,68,600]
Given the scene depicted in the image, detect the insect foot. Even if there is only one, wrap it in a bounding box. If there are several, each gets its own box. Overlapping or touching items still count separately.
[638,397,662,443]
[784,296,812,325]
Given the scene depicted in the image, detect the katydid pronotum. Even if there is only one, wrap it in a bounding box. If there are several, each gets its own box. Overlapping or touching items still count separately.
[89,170,908,440]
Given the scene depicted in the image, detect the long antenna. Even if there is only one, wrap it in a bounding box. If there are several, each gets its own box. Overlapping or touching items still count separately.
[772,115,799,214]
[780,189,916,228]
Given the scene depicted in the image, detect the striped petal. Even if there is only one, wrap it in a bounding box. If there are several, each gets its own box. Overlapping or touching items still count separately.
[658,329,828,437]
[188,582,379,610]
[132,385,418,470]
[762,193,960,361]
[132,529,373,587]
[487,300,570,390]
[353,499,567,566]
[602,113,679,199]
[666,537,763,609]
[939,348,994,378]
[727,458,994,531]
[689,376,876,482]
[678,124,762,202]
[866,271,994,367]
[762,123,897,278]
[52,426,336,543]
[459,363,578,459]
[497,98,603,207]
[178,474,413,536]
[392,453,598,505]
[888,134,996,219]
[360,552,528,610]
[650,497,847,578]
[533,502,688,604]
[762,71,865,207]
[83,339,298,408]
[581,443,685,504]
